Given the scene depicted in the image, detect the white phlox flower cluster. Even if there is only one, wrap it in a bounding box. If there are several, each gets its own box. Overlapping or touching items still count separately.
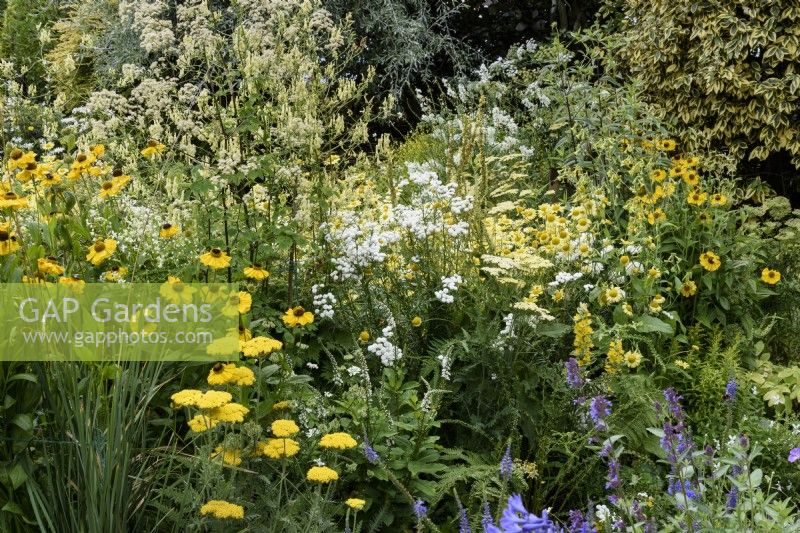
[548,271,583,287]
[311,284,336,319]
[435,274,463,303]
[366,309,403,367]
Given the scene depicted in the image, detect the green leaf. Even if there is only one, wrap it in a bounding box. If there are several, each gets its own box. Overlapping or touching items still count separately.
[635,315,674,335]
[537,322,570,338]
[749,468,763,488]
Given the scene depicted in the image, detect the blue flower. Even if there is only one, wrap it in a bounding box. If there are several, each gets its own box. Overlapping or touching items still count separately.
[499,494,560,532]
[726,486,738,510]
[789,447,800,463]
[725,379,737,402]
[565,357,583,388]
[500,445,513,480]
[459,504,473,533]
[413,499,428,519]
[363,434,379,464]
[589,396,612,431]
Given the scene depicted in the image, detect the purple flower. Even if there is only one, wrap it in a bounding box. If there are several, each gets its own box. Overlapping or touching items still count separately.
[500,445,513,480]
[789,447,800,463]
[566,357,583,388]
[589,396,612,431]
[726,486,738,510]
[567,509,596,533]
[413,499,428,519]
[725,379,737,402]
[663,388,684,421]
[481,502,494,531]
[667,479,697,505]
[363,435,379,463]
[499,494,559,532]
[459,504,472,533]
[605,459,620,490]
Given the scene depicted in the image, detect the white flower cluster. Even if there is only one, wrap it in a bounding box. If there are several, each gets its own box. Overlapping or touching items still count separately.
[119,0,175,54]
[438,353,452,381]
[548,271,583,287]
[311,284,336,320]
[435,274,463,303]
[366,311,403,367]
[324,215,401,280]
[492,313,516,350]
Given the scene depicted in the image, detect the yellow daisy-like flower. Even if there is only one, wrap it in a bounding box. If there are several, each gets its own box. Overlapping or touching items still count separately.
[159,223,180,238]
[674,359,690,369]
[207,363,255,386]
[0,191,29,210]
[650,169,666,182]
[259,438,300,459]
[195,390,233,409]
[141,140,166,158]
[209,402,249,423]
[86,239,117,266]
[687,190,707,206]
[211,446,242,466]
[199,500,244,520]
[6,148,33,171]
[604,286,625,304]
[306,466,339,484]
[345,498,366,510]
[187,414,220,433]
[272,419,300,437]
[619,255,630,267]
[104,266,128,282]
[710,193,727,206]
[658,139,676,151]
[241,336,283,357]
[58,275,86,292]
[41,172,62,187]
[411,316,422,327]
[282,306,314,327]
[681,170,700,187]
[679,280,697,297]
[98,175,131,199]
[237,291,252,313]
[159,276,198,304]
[319,432,358,450]
[200,248,231,269]
[624,350,642,368]
[243,265,270,280]
[37,257,65,276]
[553,289,565,302]
[760,268,781,285]
[171,389,203,408]
[699,251,721,272]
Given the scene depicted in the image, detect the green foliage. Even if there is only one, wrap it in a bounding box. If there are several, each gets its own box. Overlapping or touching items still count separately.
[609,0,800,168]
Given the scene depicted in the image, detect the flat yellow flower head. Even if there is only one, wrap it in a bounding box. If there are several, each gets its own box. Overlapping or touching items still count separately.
[699,251,721,272]
[306,466,339,483]
[345,498,366,510]
[411,316,422,327]
[319,432,357,450]
[210,402,249,423]
[259,438,300,459]
[271,419,300,437]
[199,500,244,520]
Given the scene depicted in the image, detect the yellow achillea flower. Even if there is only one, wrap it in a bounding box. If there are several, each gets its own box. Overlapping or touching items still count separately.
[358,330,370,342]
[209,402,249,423]
[38,257,65,276]
[241,336,283,357]
[211,446,242,466]
[271,419,300,437]
[187,414,219,433]
[761,268,780,285]
[200,248,231,269]
[345,498,366,510]
[680,280,697,297]
[306,466,339,483]
[171,389,203,408]
[699,251,721,272]
[199,500,244,520]
[319,432,357,450]
[0,191,29,209]
[674,359,690,369]
[624,350,642,369]
[282,306,314,327]
[243,265,269,280]
[141,140,166,158]
[159,223,180,238]
[411,316,422,327]
[86,239,117,266]
[259,438,300,458]
[195,390,233,409]
[710,193,727,206]
[207,363,255,386]
[272,400,292,410]
[687,190,707,206]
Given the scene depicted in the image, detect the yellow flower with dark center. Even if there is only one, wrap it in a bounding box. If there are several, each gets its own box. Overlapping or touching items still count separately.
[687,190,707,206]
[171,389,202,407]
[239,326,252,342]
[271,419,300,437]
[98,173,130,198]
[411,316,422,327]
[282,306,314,327]
[259,438,300,458]
[243,265,269,280]
[16,160,46,182]
[319,432,357,450]
[207,363,255,386]
[658,139,676,151]
[159,276,197,304]
[761,268,780,285]
[209,402,249,423]
[345,498,366,510]
[681,170,700,187]
[86,238,117,266]
[647,208,666,225]
[41,172,62,187]
[306,466,339,483]
[241,336,283,357]
[710,193,727,206]
[104,266,128,282]
[159,223,179,238]
[650,169,666,182]
[6,148,35,171]
[699,251,721,272]
[680,280,697,297]
[0,191,29,209]
[58,275,86,292]
[0,225,20,256]
[141,140,165,158]
[71,152,95,173]
[200,248,231,269]
[199,500,244,520]
[187,414,219,432]
[211,446,242,466]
